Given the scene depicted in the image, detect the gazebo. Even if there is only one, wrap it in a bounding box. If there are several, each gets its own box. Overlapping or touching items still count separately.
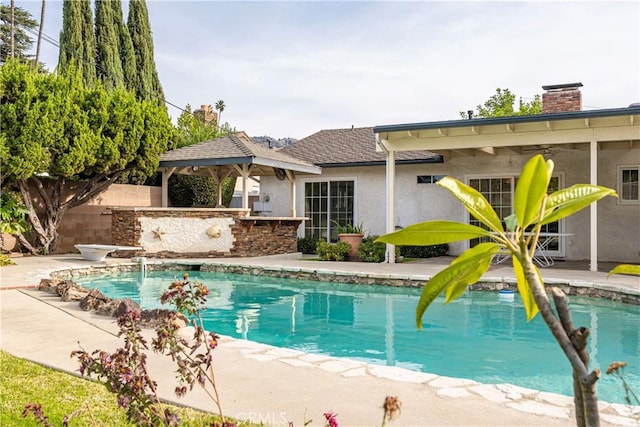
[110,133,321,258]
[157,132,321,216]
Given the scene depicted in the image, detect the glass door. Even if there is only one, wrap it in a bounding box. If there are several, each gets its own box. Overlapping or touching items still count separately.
[304,180,354,242]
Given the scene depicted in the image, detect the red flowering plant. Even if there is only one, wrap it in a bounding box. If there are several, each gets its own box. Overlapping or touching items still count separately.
[323,411,339,427]
[66,273,230,426]
[71,308,179,426]
[152,274,227,425]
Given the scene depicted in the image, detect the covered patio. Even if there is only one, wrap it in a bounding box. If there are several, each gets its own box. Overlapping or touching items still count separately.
[375,102,640,271]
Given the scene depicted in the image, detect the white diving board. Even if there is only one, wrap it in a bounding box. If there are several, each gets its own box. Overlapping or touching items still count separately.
[75,244,142,262]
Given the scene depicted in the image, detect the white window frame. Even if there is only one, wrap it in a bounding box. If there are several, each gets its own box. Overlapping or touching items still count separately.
[300,176,359,241]
[464,172,566,258]
[617,165,640,205]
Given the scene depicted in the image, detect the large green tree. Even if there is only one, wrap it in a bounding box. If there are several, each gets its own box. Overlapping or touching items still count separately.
[95,0,124,90]
[461,88,542,119]
[0,4,37,64]
[127,0,164,103]
[0,61,174,254]
[58,0,96,87]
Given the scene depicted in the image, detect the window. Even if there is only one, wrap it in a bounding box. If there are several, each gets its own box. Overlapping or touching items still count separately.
[417,175,445,184]
[467,175,563,257]
[618,166,639,204]
[304,180,355,242]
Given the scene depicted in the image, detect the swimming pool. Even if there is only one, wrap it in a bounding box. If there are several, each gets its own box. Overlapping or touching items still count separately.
[76,270,640,405]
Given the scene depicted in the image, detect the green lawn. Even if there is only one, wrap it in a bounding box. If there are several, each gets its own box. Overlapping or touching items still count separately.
[0,350,242,426]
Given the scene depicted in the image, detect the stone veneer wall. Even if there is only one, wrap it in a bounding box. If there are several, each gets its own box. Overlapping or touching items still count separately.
[111,208,302,258]
[48,262,640,306]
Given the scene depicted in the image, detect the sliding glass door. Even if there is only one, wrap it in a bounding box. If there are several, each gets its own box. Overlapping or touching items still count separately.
[304,180,355,242]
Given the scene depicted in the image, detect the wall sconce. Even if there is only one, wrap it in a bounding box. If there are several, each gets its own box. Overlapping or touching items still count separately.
[191,165,200,172]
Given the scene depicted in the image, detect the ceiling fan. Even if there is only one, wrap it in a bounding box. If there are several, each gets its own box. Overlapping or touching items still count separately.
[521,144,580,156]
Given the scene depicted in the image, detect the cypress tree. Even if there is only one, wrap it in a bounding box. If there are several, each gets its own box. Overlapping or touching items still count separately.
[112,0,136,91]
[95,0,124,90]
[58,0,95,87]
[127,0,164,103]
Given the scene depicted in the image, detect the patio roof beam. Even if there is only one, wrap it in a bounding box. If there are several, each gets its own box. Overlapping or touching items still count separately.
[381,125,640,152]
[451,149,475,157]
[477,146,496,155]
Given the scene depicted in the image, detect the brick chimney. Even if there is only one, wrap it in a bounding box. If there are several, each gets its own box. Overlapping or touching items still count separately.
[542,83,583,113]
[193,104,218,125]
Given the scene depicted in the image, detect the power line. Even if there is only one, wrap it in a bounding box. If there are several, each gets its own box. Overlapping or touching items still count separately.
[24,26,188,115]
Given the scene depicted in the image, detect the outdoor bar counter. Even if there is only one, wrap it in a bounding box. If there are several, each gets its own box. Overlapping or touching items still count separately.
[110,207,306,258]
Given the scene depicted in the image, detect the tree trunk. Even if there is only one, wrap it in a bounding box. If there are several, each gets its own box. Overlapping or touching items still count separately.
[10,0,15,58]
[520,251,600,426]
[16,171,127,255]
[552,288,600,427]
[35,0,46,66]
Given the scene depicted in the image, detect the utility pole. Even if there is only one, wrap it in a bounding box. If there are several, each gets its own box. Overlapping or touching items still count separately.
[10,0,15,58]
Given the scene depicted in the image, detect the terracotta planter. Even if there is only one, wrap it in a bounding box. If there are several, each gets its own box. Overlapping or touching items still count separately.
[338,233,364,259]
[1,233,17,252]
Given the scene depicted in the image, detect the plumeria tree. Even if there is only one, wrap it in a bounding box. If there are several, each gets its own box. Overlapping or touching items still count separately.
[378,155,616,427]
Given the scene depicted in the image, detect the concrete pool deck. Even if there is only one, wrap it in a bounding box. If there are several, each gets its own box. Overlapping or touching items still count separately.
[1,253,639,426]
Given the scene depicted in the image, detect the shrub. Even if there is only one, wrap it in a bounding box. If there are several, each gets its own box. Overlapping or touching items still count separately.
[359,236,400,263]
[168,175,236,207]
[358,236,387,263]
[316,241,352,261]
[331,220,364,234]
[297,236,319,254]
[0,191,30,236]
[0,253,14,266]
[400,244,448,259]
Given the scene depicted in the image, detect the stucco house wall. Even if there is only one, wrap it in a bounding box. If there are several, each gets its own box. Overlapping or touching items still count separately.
[262,147,639,263]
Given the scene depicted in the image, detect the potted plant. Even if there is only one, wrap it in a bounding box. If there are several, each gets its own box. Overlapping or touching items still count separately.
[332,220,365,259]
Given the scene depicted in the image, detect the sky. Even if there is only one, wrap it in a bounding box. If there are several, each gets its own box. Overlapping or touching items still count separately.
[18,0,640,140]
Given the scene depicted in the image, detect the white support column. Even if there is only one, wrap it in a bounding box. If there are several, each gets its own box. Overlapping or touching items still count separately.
[242,170,248,209]
[208,168,233,207]
[161,167,176,207]
[286,170,296,217]
[386,148,396,263]
[589,139,598,272]
[233,164,252,209]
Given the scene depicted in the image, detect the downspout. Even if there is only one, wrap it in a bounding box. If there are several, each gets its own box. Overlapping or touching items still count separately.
[376,133,395,264]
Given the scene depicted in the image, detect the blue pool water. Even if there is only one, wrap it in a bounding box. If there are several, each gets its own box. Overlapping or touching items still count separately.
[76,271,640,405]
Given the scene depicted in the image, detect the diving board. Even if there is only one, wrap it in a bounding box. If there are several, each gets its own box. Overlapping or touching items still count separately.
[75,244,142,262]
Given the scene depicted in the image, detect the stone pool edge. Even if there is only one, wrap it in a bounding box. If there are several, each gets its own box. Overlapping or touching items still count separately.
[48,260,640,305]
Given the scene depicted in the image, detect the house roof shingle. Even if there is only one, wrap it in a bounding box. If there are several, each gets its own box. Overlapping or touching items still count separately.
[280,127,442,167]
[159,134,321,175]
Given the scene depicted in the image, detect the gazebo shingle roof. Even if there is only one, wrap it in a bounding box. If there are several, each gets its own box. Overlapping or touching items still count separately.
[159,134,320,175]
[280,127,442,167]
